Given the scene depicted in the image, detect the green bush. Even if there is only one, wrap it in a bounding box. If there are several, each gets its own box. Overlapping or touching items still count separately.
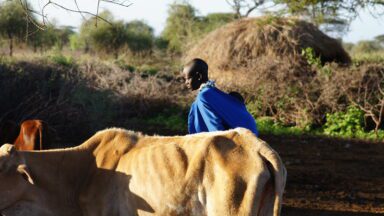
[114,59,135,72]
[146,114,186,131]
[323,106,364,138]
[129,107,187,133]
[301,47,322,68]
[357,130,384,141]
[126,20,154,54]
[257,117,303,136]
[49,54,74,67]
[138,65,159,76]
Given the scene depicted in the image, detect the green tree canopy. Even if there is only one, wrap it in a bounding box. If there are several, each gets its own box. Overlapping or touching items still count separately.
[28,24,58,52]
[161,3,198,53]
[0,0,35,56]
[78,11,157,58]
[161,3,236,54]
[78,11,128,58]
[55,26,75,50]
[126,20,154,54]
[90,20,127,58]
[198,13,236,33]
[274,0,384,36]
[78,11,114,53]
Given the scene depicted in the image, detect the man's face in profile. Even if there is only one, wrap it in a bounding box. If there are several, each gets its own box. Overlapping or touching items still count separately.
[182,66,201,91]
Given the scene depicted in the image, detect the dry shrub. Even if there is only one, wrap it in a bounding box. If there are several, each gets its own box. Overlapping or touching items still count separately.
[75,59,191,123]
[0,61,88,146]
[184,16,352,126]
[323,64,384,131]
[0,58,188,146]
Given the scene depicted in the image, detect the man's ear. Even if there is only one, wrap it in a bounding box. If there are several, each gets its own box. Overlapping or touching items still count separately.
[17,164,34,185]
[197,71,202,81]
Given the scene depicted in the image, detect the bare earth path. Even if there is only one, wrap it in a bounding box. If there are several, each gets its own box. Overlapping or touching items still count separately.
[261,135,384,216]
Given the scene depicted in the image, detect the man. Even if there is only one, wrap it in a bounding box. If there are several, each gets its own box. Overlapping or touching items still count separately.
[183,58,259,136]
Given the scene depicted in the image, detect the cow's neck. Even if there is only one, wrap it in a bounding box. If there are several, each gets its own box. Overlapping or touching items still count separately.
[20,147,95,215]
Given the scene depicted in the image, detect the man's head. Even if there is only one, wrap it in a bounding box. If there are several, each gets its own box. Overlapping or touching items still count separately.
[182,58,209,91]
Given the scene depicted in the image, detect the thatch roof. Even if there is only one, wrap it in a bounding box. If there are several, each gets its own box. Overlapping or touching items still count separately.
[184,17,351,74]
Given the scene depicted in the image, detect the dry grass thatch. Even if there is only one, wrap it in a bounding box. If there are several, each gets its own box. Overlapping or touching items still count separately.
[184,16,355,126]
[185,16,351,75]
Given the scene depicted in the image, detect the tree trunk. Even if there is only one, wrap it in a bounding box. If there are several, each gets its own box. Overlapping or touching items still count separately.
[8,34,13,57]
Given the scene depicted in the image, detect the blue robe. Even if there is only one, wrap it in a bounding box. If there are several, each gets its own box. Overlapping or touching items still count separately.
[188,86,259,136]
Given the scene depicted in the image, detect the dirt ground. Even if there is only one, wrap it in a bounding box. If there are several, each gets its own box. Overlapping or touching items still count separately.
[260,134,384,216]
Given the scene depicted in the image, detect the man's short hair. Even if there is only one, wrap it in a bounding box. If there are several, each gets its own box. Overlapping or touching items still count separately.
[185,58,208,78]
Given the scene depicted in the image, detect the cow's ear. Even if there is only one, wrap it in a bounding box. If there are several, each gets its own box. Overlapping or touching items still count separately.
[17,164,34,185]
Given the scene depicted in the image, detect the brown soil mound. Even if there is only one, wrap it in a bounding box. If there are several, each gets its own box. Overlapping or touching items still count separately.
[185,16,351,74]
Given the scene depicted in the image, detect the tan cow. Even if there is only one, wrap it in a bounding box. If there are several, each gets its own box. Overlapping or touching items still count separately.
[0,128,286,216]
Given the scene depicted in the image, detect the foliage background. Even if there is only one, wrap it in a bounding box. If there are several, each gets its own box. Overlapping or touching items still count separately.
[0,0,384,145]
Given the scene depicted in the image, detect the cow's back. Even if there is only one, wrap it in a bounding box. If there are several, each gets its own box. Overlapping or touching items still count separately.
[85,129,281,216]
[75,128,285,216]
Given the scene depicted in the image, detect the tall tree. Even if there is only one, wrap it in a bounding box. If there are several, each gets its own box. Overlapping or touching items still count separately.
[162,3,197,53]
[28,24,59,52]
[0,0,34,56]
[56,26,75,50]
[90,21,127,59]
[78,11,114,53]
[126,20,154,55]
[79,11,128,58]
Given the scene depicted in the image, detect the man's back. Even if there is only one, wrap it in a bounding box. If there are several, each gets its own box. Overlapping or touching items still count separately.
[188,86,258,135]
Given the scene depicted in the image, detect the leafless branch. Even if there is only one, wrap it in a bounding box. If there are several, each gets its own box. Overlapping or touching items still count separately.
[101,0,133,8]
[96,0,101,26]
[42,0,114,25]
[17,0,132,29]
[226,0,266,18]
[18,0,46,30]
[74,0,86,21]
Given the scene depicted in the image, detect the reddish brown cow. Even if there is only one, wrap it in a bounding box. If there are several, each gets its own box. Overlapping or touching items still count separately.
[13,120,50,151]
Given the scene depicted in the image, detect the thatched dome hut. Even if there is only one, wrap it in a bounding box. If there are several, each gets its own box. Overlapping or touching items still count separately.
[184,17,352,127]
[185,16,351,78]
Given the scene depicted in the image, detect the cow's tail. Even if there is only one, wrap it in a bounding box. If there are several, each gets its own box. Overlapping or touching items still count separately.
[258,142,286,216]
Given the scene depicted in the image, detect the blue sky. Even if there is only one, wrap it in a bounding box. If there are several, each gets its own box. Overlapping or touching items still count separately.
[30,0,384,43]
